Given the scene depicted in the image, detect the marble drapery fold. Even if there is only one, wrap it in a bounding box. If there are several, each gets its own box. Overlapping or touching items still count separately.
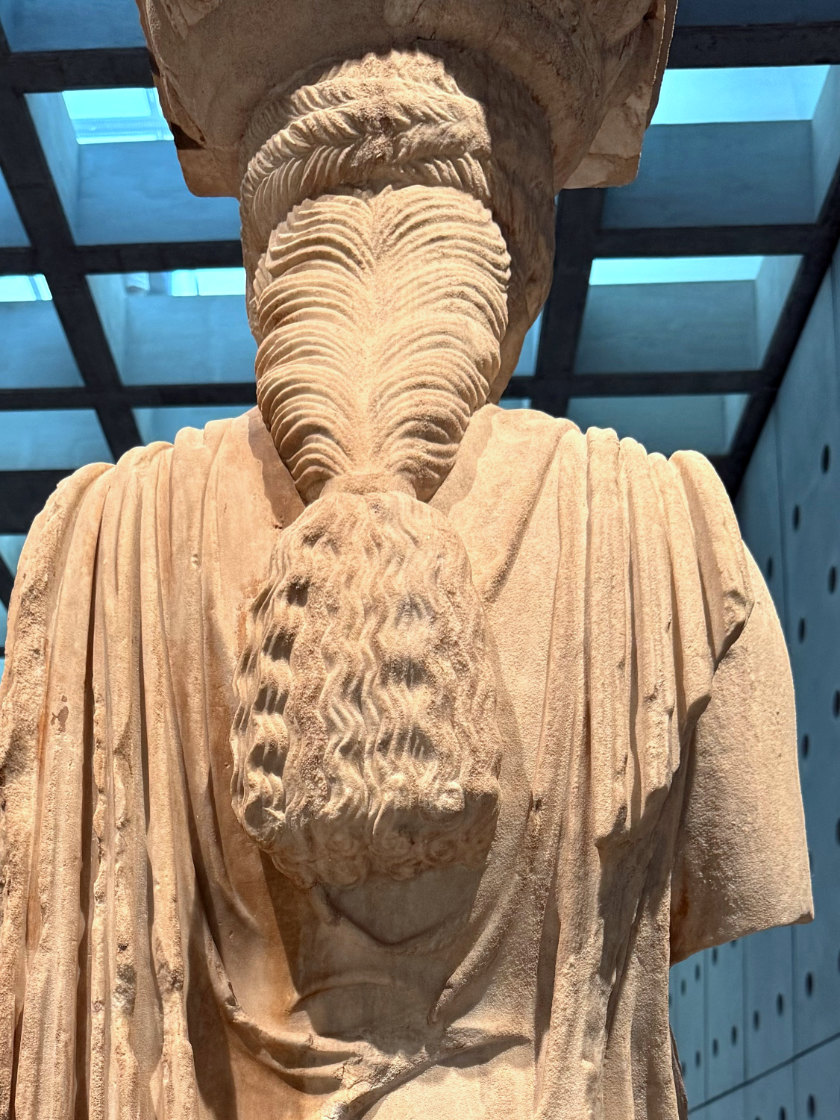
[0,414,303,1120]
[0,407,809,1119]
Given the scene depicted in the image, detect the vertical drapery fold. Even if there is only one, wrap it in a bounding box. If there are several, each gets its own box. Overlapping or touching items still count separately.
[0,465,109,1120]
[534,426,751,1120]
[0,416,290,1120]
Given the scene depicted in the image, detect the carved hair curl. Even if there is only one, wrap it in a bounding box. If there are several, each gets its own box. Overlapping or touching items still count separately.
[230,489,502,888]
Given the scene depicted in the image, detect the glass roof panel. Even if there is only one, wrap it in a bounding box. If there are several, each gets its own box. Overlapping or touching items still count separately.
[0,168,28,248]
[603,119,817,229]
[652,67,831,126]
[1,0,146,50]
[0,274,51,301]
[577,280,758,374]
[62,89,171,145]
[577,256,800,374]
[0,411,111,470]
[0,536,26,576]
[0,277,83,388]
[566,394,748,458]
[134,405,251,446]
[589,257,766,286]
[605,67,840,230]
[90,271,256,385]
[170,269,247,298]
[512,313,542,377]
[28,92,240,245]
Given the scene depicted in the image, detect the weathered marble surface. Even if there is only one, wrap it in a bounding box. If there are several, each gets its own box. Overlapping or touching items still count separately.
[0,4,812,1119]
[138,0,677,194]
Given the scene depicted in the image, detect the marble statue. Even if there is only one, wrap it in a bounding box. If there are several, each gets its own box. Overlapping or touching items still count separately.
[0,3,813,1119]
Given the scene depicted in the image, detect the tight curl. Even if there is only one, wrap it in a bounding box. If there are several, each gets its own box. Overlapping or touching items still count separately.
[230,489,502,888]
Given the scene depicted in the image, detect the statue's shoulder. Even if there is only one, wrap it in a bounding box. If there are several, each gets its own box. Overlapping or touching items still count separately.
[102,410,262,489]
[478,408,733,510]
[26,411,256,559]
[479,403,578,444]
[463,404,578,477]
[473,409,751,642]
[152,408,253,458]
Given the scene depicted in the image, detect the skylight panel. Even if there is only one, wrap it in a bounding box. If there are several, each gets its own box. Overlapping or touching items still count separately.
[652,66,831,126]
[170,269,247,297]
[89,272,256,385]
[91,271,249,299]
[2,0,146,51]
[0,275,51,302]
[0,170,28,248]
[62,88,171,144]
[93,270,247,298]
[0,537,26,576]
[28,93,240,243]
[566,394,748,458]
[512,313,542,376]
[589,258,765,286]
[578,256,800,375]
[0,411,111,470]
[134,406,250,445]
[0,278,81,388]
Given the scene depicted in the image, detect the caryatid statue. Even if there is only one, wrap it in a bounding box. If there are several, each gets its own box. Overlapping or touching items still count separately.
[0,2,813,1118]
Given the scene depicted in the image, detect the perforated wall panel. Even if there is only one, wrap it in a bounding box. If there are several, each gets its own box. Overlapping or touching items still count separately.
[705,941,745,1099]
[671,244,840,1116]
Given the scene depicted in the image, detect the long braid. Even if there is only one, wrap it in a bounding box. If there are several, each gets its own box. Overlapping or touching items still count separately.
[231,49,550,886]
[251,185,509,503]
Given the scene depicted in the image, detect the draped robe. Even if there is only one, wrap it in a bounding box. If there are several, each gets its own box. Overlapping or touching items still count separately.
[0,404,812,1119]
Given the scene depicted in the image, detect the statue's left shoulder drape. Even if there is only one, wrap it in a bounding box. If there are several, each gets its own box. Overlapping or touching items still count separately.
[669,502,814,963]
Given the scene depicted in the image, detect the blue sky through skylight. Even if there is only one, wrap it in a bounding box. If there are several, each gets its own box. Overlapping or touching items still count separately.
[170,268,247,297]
[513,313,542,376]
[134,406,249,445]
[60,69,832,147]
[567,394,748,458]
[0,275,51,301]
[0,411,111,469]
[107,270,248,297]
[652,66,831,126]
[62,88,170,144]
[0,168,27,247]
[0,537,26,576]
[589,257,766,286]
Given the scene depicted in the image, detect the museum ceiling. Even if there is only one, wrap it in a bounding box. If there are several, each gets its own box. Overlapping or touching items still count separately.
[0,1,839,660]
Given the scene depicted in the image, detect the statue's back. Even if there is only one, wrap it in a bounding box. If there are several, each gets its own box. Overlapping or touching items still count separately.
[0,4,812,1118]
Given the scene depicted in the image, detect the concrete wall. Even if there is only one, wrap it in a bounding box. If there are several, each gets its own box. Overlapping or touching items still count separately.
[671,242,840,1120]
